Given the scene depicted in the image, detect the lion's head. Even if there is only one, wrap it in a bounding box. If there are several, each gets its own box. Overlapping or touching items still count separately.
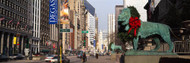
[118,6,140,31]
[118,6,140,25]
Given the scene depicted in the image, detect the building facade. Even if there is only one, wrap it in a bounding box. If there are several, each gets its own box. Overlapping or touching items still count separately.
[0,0,32,56]
[87,12,95,48]
[108,14,115,44]
[40,0,50,51]
[84,0,96,52]
[98,30,108,53]
[31,0,41,54]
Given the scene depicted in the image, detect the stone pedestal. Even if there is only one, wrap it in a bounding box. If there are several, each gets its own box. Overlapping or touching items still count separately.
[111,53,116,61]
[124,55,190,63]
[111,53,121,61]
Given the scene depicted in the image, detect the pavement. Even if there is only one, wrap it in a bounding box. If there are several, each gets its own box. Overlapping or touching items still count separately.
[0,55,114,63]
[67,55,115,63]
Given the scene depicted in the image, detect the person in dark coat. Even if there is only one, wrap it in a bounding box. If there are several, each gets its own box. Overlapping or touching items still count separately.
[120,53,125,63]
[96,53,98,59]
[82,53,87,63]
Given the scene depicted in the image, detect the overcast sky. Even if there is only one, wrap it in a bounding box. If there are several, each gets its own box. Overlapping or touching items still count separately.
[87,0,148,32]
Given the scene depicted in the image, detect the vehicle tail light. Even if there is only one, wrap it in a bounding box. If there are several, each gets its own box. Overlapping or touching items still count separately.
[49,61,51,62]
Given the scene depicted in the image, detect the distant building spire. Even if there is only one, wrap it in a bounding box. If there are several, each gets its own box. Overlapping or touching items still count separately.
[123,0,127,8]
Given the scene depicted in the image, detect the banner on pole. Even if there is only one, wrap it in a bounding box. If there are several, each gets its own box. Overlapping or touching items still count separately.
[49,0,58,24]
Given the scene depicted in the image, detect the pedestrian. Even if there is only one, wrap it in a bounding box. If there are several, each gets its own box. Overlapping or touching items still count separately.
[82,52,87,63]
[115,51,120,63]
[120,52,125,63]
[96,53,98,59]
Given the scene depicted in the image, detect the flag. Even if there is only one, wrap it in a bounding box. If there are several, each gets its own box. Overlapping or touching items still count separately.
[53,43,55,48]
[8,20,13,24]
[24,25,27,29]
[16,21,20,26]
[0,17,5,21]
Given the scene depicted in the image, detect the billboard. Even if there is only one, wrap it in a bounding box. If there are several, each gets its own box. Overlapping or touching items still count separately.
[60,0,69,24]
[49,0,58,24]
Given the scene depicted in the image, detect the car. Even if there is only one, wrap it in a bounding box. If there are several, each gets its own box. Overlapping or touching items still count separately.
[48,56,70,63]
[9,54,25,60]
[45,54,56,62]
[0,54,9,62]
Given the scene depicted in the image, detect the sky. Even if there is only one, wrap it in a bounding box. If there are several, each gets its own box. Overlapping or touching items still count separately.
[87,0,148,32]
[87,0,123,32]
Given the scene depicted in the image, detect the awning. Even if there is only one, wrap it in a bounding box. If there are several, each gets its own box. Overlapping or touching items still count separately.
[41,49,50,52]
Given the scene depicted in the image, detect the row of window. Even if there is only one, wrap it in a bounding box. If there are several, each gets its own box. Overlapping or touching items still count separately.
[0,7,27,24]
[0,0,27,15]
[40,0,50,35]
[0,19,29,32]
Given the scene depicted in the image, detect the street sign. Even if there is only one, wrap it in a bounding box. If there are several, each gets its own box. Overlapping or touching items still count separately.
[82,31,88,33]
[60,29,73,33]
[49,0,58,24]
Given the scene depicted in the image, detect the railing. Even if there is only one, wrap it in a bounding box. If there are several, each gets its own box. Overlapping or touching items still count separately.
[174,41,190,53]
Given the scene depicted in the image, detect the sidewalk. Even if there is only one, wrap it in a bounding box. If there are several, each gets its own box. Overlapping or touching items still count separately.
[86,56,115,63]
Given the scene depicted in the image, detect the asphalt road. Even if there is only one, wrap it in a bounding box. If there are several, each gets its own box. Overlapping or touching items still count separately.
[0,55,114,63]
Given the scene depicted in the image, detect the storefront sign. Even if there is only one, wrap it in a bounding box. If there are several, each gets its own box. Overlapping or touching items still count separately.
[13,37,16,44]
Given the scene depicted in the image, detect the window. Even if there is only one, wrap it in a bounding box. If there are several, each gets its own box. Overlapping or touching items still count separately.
[11,12,13,18]
[9,2,11,7]
[6,0,8,6]
[2,0,5,4]
[16,5,18,11]
[0,7,2,14]
[11,3,14,8]
[0,0,2,3]
[13,13,16,19]
[2,9,5,15]
[22,17,24,22]
[8,11,11,17]
[14,4,16,10]
[19,7,20,12]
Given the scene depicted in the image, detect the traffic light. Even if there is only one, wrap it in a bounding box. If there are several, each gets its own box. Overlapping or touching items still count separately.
[83,40,86,46]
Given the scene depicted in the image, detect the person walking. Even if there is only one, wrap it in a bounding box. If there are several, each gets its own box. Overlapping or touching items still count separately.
[82,52,87,63]
[120,53,125,63]
[96,53,98,59]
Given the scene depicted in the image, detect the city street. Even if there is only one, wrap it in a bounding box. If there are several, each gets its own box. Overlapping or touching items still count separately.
[68,56,115,63]
[0,56,115,63]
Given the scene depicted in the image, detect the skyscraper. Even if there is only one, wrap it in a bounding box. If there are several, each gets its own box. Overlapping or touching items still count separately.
[31,0,41,54]
[108,14,115,44]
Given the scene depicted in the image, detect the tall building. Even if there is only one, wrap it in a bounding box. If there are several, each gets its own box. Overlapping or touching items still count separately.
[68,0,75,50]
[98,30,108,53]
[68,0,97,52]
[123,0,147,21]
[40,0,50,49]
[84,0,96,51]
[31,0,41,54]
[108,14,115,44]
[68,0,80,50]
[87,12,95,49]
[95,15,98,49]
[115,5,124,45]
[0,0,32,56]
[49,24,58,52]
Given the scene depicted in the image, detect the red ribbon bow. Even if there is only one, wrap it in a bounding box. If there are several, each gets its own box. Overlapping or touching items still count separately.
[128,17,141,36]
